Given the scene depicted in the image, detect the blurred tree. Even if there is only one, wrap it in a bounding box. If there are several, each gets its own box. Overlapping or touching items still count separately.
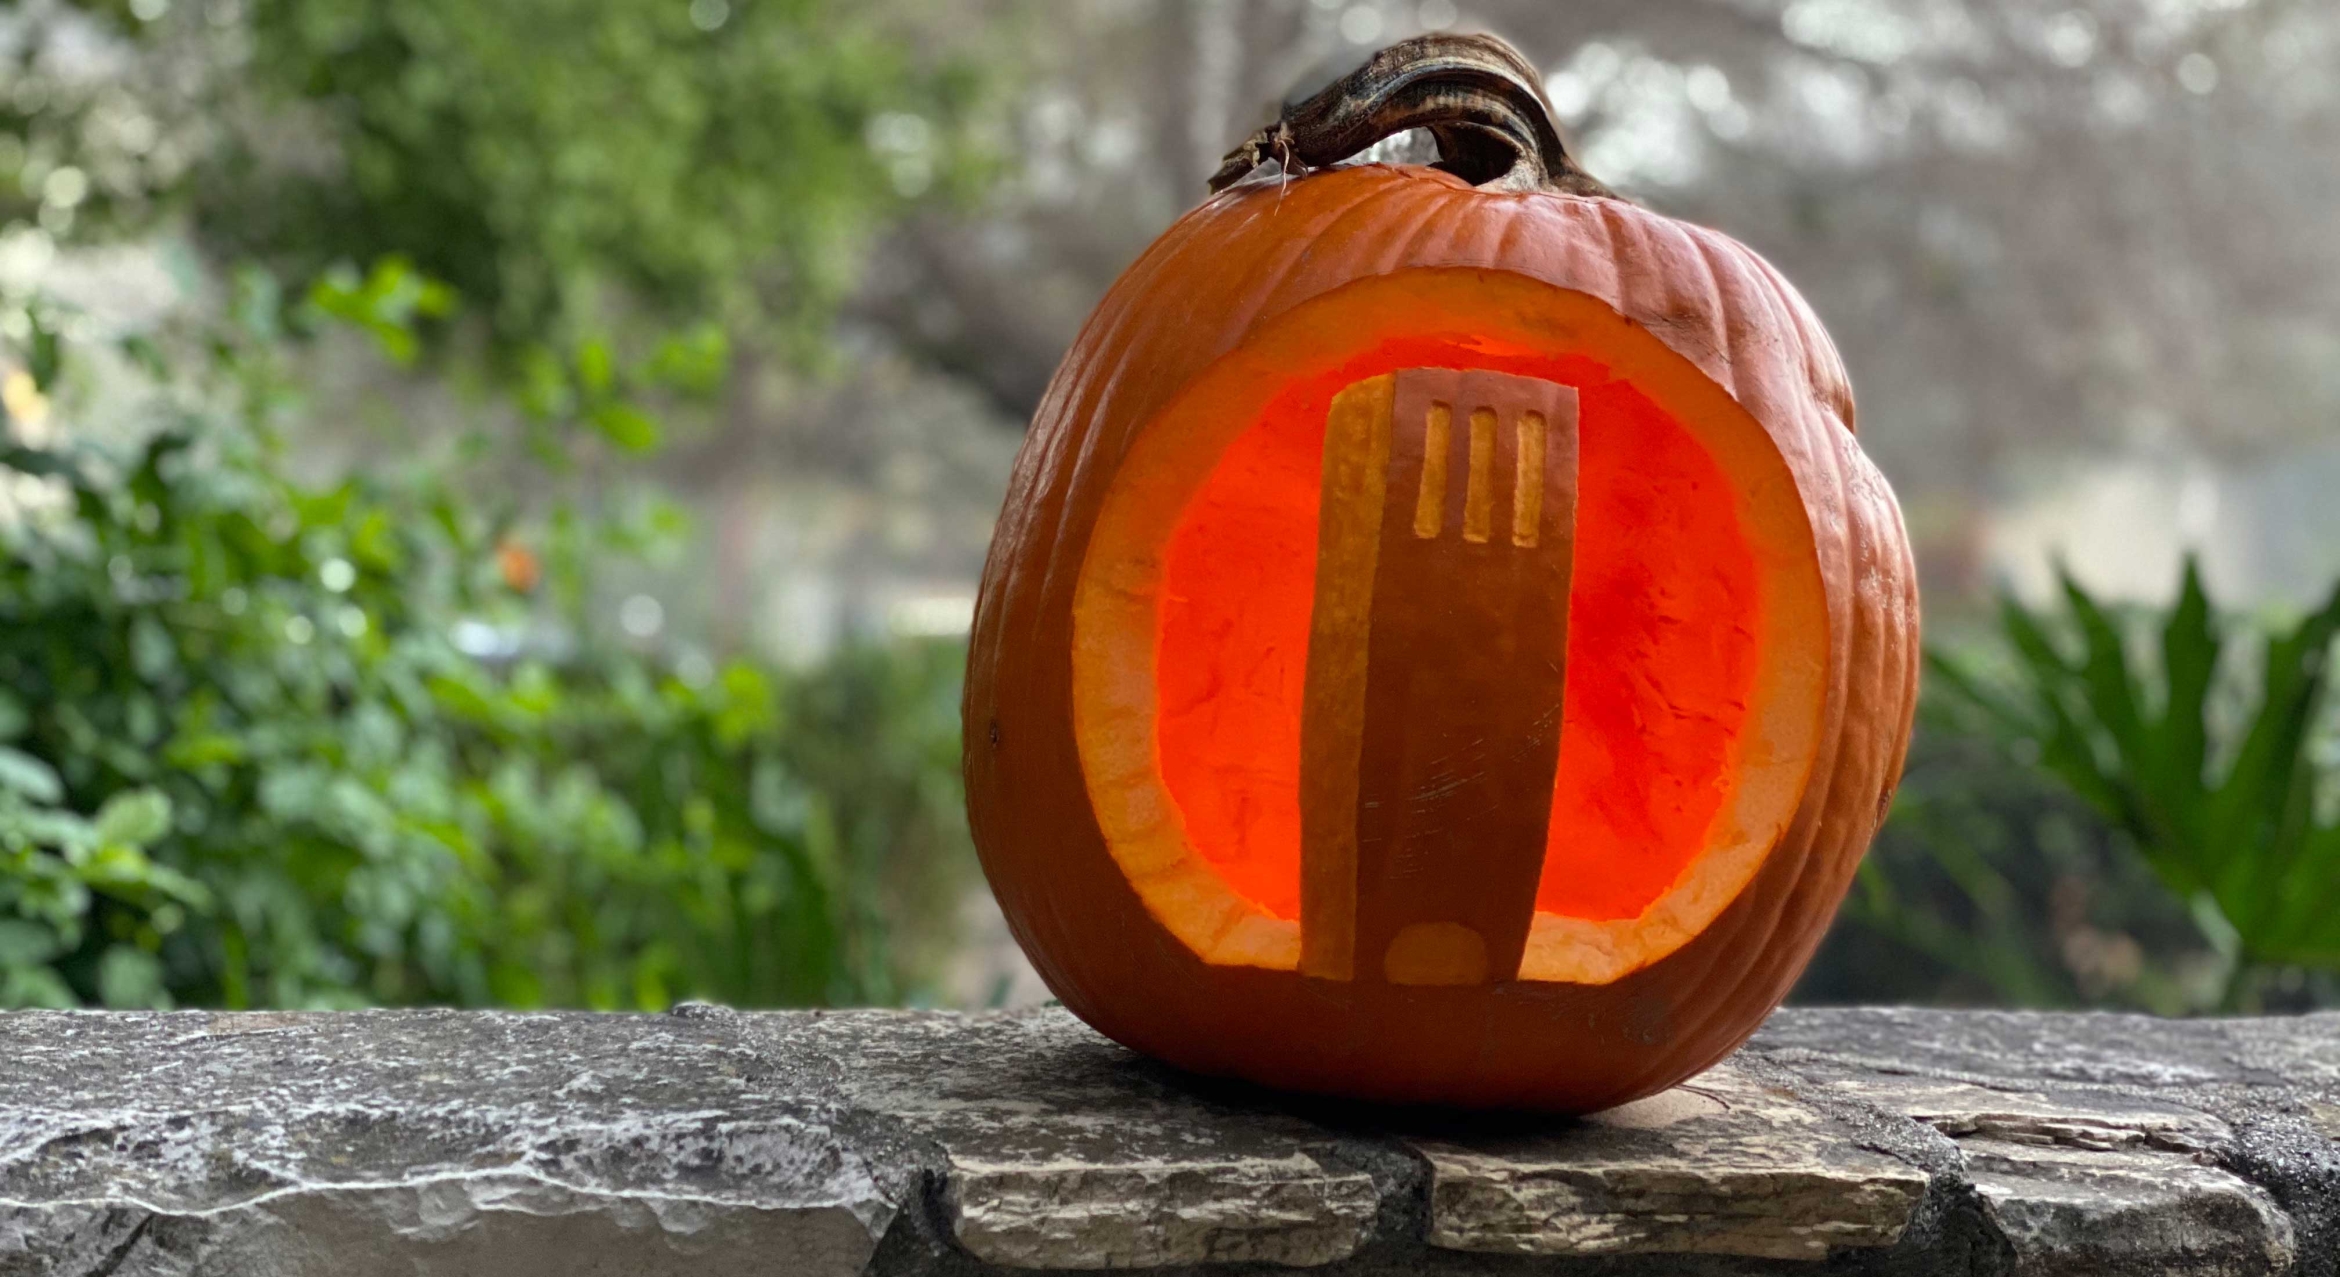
[1613,0,2340,584]
[3,0,1016,655]
[14,0,991,362]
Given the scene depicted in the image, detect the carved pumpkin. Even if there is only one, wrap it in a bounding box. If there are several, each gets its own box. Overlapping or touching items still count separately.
[963,34,1918,1112]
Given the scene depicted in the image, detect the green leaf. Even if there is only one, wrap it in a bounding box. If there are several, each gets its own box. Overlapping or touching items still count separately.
[1990,592,2127,823]
[97,946,170,1010]
[713,662,778,747]
[307,258,455,366]
[413,277,458,320]
[232,265,285,342]
[424,674,506,727]
[0,443,72,477]
[576,340,615,395]
[130,615,178,682]
[0,749,64,805]
[0,966,78,1010]
[588,402,663,453]
[93,789,173,848]
[2152,556,2217,826]
[26,307,62,390]
[164,732,248,769]
[2058,567,2146,757]
[2207,579,2340,947]
[119,334,171,379]
[131,862,212,910]
[643,323,729,395]
[518,345,574,420]
[0,919,62,968]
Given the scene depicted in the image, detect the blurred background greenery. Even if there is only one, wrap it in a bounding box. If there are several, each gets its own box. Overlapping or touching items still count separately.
[2,0,2336,1013]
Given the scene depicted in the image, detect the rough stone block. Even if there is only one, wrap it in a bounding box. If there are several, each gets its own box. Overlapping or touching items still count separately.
[0,1006,2335,1275]
[1416,1061,1927,1260]
[1962,1140,2295,1277]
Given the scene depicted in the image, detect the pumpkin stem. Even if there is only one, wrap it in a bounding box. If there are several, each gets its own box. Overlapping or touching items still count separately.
[1207,33,1611,198]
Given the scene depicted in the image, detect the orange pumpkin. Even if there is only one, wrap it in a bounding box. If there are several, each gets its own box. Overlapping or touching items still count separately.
[963,34,1918,1112]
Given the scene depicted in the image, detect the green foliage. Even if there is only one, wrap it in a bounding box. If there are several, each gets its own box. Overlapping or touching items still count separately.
[307,257,459,367]
[0,737,204,1009]
[175,0,990,358]
[0,0,996,1010]
[0,278,973,1010]
[0,0,996,1013]
[1926,560,2340,1006]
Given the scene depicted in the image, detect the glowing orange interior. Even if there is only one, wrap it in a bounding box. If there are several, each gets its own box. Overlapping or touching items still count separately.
[1156,341,1763,925]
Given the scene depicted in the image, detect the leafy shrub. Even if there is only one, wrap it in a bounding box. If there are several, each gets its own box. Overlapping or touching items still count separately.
[1804,564,2340,1013]
[1929,562,2340,1008]
[0,275,974,1010]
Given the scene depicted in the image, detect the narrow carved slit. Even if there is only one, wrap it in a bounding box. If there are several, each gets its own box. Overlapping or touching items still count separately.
[1513,412,1546,547]
[1413,402,1451,539]
[1463,407,1496,543]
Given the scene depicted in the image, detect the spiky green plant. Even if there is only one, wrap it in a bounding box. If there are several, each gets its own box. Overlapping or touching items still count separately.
[1932,559,2340,1006]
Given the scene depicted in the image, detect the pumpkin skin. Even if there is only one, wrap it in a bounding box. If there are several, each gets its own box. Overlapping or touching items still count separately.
[963,39,1918,1112]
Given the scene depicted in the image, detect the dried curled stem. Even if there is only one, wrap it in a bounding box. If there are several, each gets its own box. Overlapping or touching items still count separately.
[1207,32,1612,199]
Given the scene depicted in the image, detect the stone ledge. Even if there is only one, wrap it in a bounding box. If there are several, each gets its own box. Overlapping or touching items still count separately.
[0,1006,2333,1275]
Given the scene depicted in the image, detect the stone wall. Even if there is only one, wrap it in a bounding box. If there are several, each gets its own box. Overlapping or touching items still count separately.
[1,1005,2333,1275]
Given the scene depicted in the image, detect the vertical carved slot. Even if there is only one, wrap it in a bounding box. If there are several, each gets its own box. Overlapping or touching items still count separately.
[1513,412,1546,548]
[1463,407,1497,543]
[1412,403,1451,539]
